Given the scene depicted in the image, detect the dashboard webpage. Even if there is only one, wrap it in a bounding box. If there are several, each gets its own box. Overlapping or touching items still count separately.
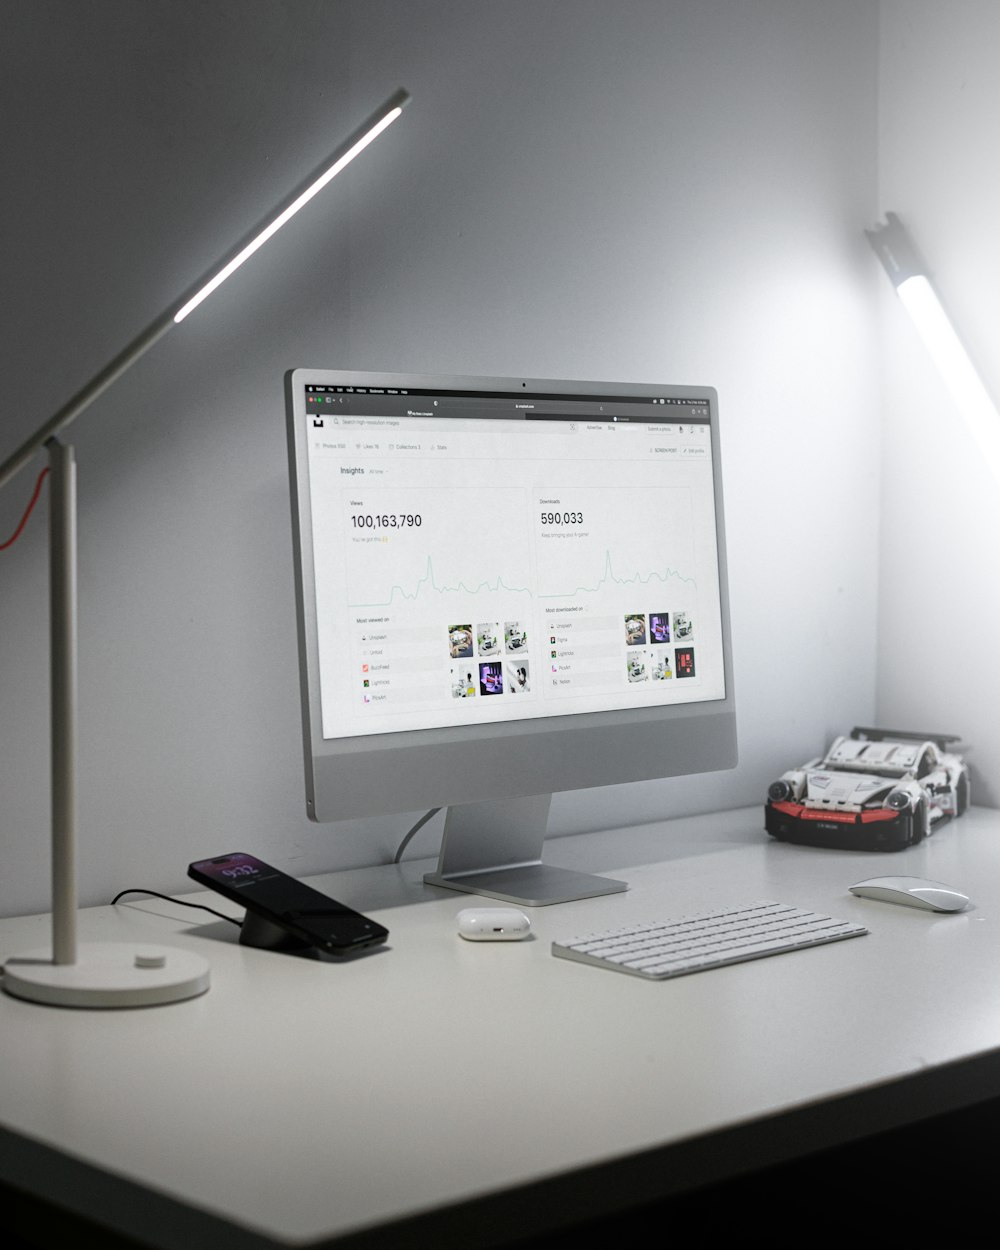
[302,385,727,741]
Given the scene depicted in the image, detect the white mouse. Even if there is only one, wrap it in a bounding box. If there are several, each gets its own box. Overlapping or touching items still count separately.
[849,875,970,913]
[457,907,531,941]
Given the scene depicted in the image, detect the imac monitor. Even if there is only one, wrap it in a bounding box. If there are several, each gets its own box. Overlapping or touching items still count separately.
[286,370,737,906]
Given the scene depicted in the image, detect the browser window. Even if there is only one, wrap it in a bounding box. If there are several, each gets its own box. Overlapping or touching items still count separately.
[302,386,726,739]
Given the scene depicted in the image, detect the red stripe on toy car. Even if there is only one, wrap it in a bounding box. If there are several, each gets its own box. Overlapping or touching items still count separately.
[769,800,901,826]
[799,809,858,823]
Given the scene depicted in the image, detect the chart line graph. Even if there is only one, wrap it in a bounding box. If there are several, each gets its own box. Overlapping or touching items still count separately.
[538,550,697,598]
[347,556,533,608]
[347,550,696,608]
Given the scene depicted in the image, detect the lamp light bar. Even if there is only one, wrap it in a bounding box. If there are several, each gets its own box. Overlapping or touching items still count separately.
[174,93,408,323]
[0,88,410,494]
[866,212,1000,477]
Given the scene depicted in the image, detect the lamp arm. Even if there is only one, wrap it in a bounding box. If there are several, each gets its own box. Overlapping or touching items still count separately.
[0,318,175,492]
[0,86,410,494]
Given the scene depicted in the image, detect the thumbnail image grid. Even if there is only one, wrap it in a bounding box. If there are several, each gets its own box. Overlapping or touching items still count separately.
[446,620,532,701]
[621,612,696,686]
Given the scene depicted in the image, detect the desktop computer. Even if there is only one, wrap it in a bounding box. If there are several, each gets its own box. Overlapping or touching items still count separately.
[286,371,737,906]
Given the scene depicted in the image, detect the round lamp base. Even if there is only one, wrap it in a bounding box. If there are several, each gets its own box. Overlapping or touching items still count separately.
[3,942,210,1008]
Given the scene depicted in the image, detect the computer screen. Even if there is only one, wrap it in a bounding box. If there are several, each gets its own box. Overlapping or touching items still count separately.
[286,370,737,905]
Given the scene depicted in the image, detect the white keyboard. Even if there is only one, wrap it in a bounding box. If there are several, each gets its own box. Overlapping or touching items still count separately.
[551,899,868,980]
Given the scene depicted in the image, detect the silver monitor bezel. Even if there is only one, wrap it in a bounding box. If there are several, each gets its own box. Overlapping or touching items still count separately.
[287,369,737,823]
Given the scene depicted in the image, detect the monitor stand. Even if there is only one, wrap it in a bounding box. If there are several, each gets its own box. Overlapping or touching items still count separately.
[423,794,627,907]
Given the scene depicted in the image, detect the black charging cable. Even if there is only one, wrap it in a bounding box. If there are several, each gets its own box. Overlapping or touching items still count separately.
[111,888,242,928]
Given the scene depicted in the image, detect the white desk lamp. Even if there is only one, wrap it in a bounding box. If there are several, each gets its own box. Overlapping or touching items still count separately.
[866,211,1000,479]
[0,88,410,1008]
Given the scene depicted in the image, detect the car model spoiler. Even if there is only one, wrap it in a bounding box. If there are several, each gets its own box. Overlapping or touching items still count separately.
[850,726,964,752]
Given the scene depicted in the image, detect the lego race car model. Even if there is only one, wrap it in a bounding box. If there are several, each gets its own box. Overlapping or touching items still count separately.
[765,727,970,851]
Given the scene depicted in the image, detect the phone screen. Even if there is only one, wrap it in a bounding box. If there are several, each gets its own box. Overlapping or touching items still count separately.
[189,853,388,951]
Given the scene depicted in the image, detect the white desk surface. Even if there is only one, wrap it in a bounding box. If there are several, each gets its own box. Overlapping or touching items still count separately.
[3,804,1000,1249]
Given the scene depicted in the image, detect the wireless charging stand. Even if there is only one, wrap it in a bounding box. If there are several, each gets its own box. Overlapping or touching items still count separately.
[239,911,315,952]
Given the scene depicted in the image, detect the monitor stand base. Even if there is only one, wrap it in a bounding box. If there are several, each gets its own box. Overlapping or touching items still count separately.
[423,794,628,907]
[424,863,627,907]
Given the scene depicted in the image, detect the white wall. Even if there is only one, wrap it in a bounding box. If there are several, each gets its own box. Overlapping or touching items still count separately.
[876,0,1000,806]
[0,0,880,916]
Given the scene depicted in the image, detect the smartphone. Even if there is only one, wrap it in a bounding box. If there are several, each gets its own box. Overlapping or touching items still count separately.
[188,852,389,955]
